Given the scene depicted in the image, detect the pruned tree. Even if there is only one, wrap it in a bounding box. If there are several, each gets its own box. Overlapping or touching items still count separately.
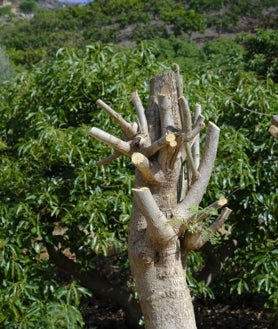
[89,65,232,329]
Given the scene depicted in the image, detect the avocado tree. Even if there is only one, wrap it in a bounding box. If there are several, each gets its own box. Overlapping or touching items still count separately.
[90,65,232,329]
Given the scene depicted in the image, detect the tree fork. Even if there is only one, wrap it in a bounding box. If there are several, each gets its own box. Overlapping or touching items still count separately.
[90,65,231,329]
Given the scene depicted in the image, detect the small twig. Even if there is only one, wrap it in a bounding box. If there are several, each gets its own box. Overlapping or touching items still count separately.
[97,151,121,166]
[175,122,220,217]
[209,207,232,232]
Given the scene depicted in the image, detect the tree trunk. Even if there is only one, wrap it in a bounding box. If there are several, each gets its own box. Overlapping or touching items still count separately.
[90,66,232,328]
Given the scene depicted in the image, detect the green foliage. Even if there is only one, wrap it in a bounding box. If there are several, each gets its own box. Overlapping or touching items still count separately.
[161,5,206,37]
[0,42,166,326]
[184,63,277,308]
[187,252,215,299]
[0,5,12,16]
[238,29,278,81]
[0,2,278,322]
[146,37,206,73]
[19,1,38,14]
[0,45,13,80]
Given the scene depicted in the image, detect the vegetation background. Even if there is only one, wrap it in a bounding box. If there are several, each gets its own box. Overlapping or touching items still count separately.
[0,0,277,328]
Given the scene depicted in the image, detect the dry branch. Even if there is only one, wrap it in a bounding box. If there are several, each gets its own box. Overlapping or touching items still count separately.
[89,127,132,156]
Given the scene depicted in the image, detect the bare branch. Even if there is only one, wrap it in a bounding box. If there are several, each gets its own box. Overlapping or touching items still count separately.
[96,99,137,138]
[192,104,202,169]
[178,96,192,133]
[185,143,199,183]
[181,207,232,252]
[97,151,121,166]
[132,152,158,183]
[131,91,148,135]
[158,94,175,135]
[173,63,183,99]
[89,127,132,156]
[143,132,177,157]
[182,114,205,142]
[209,207,232,233]
[132,187,175,245]
[175,122,220,217]
[186,197,228,224]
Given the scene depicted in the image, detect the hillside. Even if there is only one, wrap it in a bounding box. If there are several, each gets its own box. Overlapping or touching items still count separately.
[1,0,277,47]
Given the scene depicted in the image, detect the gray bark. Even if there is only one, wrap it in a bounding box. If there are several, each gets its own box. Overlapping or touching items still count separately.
[90,67,231,329]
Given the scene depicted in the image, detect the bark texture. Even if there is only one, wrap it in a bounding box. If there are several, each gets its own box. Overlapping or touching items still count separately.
[90,66,232,329]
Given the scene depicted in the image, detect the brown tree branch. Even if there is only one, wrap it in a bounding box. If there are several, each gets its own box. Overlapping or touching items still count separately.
[184,114,205,142]
[185,143,199,183]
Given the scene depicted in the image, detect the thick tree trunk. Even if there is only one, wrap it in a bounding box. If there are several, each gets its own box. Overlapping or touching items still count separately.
[129,203,196,329]
[90,66,232,328]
